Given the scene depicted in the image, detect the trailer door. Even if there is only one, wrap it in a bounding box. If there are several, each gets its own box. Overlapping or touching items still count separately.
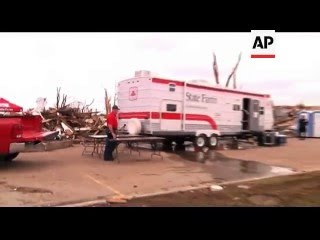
[160,100,183,131]
[249,99,261,131]
[242,98,261,131]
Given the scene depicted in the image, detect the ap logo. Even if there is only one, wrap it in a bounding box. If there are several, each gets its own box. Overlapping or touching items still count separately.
[251,30,276,58]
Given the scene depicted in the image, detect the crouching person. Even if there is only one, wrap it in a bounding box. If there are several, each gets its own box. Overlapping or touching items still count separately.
[104,105,120,161]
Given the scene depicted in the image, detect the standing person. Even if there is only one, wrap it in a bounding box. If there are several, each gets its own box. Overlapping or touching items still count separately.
[298,115,308,140]
[104,105,120,161]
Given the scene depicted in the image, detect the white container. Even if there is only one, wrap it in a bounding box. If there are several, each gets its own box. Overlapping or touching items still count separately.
[134,70,151,78]
[127,118,142,135]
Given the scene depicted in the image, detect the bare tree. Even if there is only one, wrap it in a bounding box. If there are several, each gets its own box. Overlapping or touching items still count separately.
[212,52,219,84]
[56,87,61,109]
[81,99,95,113]
[55,87,69,109]
[104,88,112,115]
[61,93,67,108]
[225,52,242,88]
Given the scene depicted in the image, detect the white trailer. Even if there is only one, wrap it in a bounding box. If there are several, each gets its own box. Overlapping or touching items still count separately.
[117,71,274,148]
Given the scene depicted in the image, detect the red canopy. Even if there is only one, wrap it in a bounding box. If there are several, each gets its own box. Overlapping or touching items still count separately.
[0,98,23,112]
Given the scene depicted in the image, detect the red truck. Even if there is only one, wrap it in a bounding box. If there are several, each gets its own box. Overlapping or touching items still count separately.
[0,98,57,162]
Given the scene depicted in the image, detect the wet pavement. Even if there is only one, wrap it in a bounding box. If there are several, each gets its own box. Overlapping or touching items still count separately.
[0,142,297,207]
[137,142,295,183]
[169,150,295,183]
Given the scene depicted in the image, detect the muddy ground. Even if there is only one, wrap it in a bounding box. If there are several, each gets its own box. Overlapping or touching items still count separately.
[99,171,320,207]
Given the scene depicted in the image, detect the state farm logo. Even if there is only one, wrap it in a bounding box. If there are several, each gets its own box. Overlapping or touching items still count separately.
[129,87,138,101]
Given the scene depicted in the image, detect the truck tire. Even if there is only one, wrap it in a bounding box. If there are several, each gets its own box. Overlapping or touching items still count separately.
[0,153,19,162]
[208,134,219,149]
[194,135,207,148]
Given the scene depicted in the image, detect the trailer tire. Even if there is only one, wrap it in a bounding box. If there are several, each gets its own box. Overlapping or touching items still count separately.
[194,135,207,148]
[162,139,173,151]
[0,153,19,162]
[174,139,185,151]
[208,134,219,148]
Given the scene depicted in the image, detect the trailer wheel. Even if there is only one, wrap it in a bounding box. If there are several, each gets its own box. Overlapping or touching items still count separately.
[174,139,185,151]
[208,134,219,148]
[162,139,173,151]
[194,135,207,148]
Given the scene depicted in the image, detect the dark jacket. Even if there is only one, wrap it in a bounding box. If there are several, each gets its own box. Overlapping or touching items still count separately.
[298,118,308,132]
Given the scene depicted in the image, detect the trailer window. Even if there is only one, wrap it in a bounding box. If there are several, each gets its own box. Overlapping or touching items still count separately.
[166,104,177,112]
[169,84,176,92]
[259,107,265,115]
[233,104,241,111]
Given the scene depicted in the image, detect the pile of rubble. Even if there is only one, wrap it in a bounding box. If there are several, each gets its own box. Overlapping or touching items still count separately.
[28,87,113,141]
[273,104,320,136]
[40,107,107,141]
[273,105,298,134]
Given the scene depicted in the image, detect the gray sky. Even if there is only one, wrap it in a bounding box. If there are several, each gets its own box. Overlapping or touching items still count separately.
[0,32,318,111]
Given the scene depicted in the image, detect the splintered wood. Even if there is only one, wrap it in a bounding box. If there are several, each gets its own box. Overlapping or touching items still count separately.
[29,87,114,140]
[41,107,107,140]
[273,104,320,135]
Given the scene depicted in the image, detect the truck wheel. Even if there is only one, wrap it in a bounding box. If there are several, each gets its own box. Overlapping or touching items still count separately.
[0,153,19,162]
[208,134,219,148]
[194,135,207,148]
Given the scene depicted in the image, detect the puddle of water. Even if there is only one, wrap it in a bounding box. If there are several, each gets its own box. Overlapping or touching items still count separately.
[270,166,295,174]
[120,142,294,182]
[175,150,294,182]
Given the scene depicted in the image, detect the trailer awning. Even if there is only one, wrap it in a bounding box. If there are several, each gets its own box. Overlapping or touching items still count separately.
[0,98,23,112]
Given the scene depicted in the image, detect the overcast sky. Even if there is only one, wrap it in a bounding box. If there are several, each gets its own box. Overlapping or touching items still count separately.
[0,32,318,112]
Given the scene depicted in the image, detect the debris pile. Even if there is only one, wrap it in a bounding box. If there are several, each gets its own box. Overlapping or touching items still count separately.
[273,105,299,133]
[40,107,107,140]
[273,104,320,135]
[28,87,113,141]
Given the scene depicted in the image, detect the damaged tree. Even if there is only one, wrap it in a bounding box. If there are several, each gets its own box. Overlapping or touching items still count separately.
[225,52,242,89]
[56,87,68,109]
[81,99,95,113]
[104,88,112,115]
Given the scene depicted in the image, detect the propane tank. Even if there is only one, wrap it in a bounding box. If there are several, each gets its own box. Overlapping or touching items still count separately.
[126,118,142,135]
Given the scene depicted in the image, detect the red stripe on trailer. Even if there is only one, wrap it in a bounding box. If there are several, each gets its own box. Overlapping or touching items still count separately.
[185,114,217,130]
[152,78,270,98]
[118,112,217,130]
[119,112,150,118]
[152,78,185,86]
